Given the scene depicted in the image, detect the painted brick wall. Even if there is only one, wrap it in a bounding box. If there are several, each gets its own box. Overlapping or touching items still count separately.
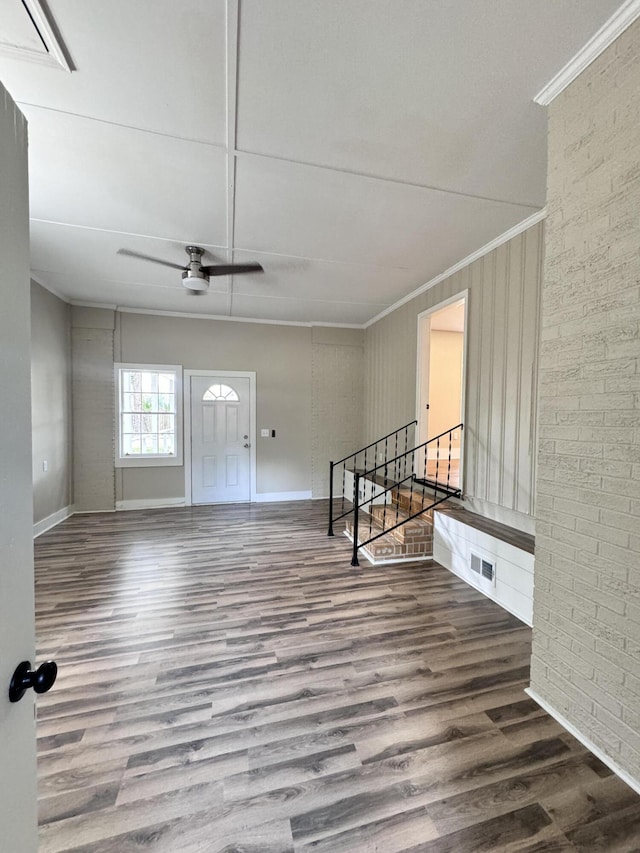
[530,20,640,784]
[71,307,116,511]
[311,327,364,498]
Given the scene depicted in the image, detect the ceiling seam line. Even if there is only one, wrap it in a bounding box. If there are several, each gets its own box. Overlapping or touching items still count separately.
[15,100,227,149]
[225,0,240,316]
[231,148,544,210]
[29,218,412,271]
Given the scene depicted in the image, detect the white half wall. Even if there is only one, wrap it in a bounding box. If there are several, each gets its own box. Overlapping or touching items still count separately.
[434,510,534,625]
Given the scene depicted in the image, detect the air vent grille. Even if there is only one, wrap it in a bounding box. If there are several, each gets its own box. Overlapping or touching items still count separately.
[470,552,496,584]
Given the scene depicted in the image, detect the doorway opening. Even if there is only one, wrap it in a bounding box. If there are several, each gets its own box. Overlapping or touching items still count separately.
[416,293,467,491]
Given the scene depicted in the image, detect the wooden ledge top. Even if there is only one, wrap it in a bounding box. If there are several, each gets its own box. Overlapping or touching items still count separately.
[434,505,535,555]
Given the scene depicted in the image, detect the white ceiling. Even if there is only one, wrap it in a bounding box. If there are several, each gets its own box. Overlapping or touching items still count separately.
[0,0,624,326]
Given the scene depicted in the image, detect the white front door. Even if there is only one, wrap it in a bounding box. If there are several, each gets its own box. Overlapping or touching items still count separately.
[0,89,38,851]
[190,375,252,503]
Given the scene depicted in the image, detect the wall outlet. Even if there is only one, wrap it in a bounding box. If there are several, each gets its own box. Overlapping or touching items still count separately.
[261,428,270,437]
[42,460,48,472]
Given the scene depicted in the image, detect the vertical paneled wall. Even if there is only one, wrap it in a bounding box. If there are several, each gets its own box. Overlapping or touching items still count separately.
[530,20,640,785]
[311,327,365,497]
[71,307,116,511]
[364,223,543,531]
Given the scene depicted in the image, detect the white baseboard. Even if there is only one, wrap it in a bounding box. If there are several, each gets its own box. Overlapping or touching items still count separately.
[255,491,312,503]
[116,497,186,511]
[525,688,640,796]
[33,504,75,538]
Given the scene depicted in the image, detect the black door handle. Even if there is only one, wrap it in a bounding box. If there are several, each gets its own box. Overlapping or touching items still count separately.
[9,660,57,703]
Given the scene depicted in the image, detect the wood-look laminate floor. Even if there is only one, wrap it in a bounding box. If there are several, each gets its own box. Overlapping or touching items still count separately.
[34,501,640,852]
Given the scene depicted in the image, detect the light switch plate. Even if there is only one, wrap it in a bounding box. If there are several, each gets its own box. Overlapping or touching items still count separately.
[261,428,270,437]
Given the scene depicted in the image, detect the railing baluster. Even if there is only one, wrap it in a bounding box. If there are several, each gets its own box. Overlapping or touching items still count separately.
[328,460,335,536]
[351,473,360,566]
[404,427,409,481]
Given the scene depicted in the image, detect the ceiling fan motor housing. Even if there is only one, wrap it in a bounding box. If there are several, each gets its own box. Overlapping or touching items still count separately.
[182,246,209,290]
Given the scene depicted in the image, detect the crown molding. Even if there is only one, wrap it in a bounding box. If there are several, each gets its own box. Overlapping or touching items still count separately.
[115,306,362,329]
[30,273,70,304]
[534,0,640,105]
[70,300,117,310]
[364,208,547,329]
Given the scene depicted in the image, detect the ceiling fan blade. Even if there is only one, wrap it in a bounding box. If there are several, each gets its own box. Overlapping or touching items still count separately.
[203,262,264,277]
[118,248,185,271]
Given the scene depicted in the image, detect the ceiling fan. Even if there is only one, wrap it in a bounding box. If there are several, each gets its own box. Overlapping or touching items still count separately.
[118,245,264,294]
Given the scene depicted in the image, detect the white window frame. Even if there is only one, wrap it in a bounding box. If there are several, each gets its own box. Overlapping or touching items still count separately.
[114,363,183,468]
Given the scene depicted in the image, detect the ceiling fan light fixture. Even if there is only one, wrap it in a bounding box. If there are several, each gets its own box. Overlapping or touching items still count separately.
[181,268,209,291]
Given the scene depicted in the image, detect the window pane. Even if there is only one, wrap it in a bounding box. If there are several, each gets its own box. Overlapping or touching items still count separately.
[123,392,142,413]
[158,373,175,393]
[123,371,141,393]
[141,414,158,434]
[141,372,158,393]
[158,393,175,413]
[158,413,174,433]
[141,393,157,412]
[158,433,175,454]
[121,433,141,456]
[122,413,142,433]
[142,434,158,454]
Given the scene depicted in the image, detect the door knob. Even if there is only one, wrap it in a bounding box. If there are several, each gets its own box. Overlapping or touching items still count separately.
[244,443,251,448]
[9,660,57,703]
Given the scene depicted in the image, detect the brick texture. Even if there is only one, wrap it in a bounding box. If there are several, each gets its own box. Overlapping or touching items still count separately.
[531,20,640,783]
[311,341,364,497]
[71,319,116,511]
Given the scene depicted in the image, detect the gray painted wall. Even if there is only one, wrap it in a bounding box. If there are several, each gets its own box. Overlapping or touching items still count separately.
[364,223,543,532]
[530,19,640,785]
[109,311,364,502]
[71,306,116,512]
[31,282,72,525]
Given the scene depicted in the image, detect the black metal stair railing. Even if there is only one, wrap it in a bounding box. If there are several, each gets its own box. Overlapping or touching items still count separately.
[348,423,463,566]
[327,420,416,537]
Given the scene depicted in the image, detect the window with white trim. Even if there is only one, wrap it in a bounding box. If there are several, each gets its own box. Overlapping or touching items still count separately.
[115,364,183,467]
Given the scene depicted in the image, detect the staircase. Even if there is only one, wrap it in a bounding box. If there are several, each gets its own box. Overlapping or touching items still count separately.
[345,493,435,564]
[328,421,463,566]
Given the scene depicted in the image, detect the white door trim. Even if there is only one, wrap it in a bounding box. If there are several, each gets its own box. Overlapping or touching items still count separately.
[415,290,468,493]
[184,370,257,505]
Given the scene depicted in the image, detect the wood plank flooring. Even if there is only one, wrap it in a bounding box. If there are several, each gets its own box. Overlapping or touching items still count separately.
[34,501,640,852]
